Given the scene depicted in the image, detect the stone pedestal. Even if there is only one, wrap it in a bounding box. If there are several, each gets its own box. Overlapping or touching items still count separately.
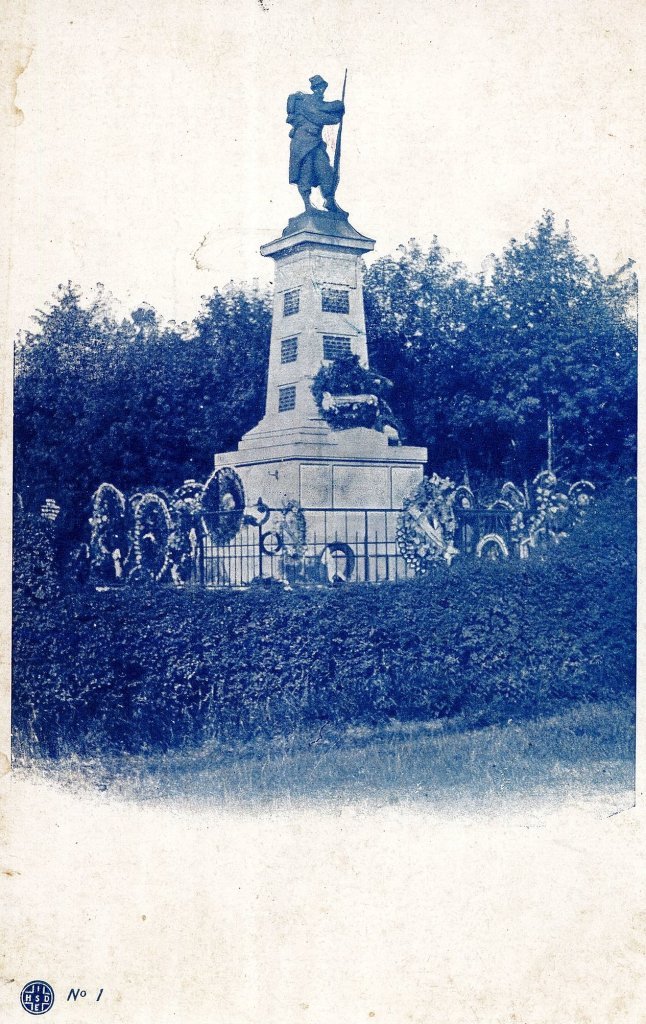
[214,209,427,512]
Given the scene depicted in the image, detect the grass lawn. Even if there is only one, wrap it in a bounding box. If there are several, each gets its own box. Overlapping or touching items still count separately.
[16,698,635,813]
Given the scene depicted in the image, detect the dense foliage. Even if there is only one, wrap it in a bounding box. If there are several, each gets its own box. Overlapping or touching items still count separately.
[13,486,635,758]
[14,212,636,549]
[13,505,60,603]
[14,283,271,550]
[365,213,637,484]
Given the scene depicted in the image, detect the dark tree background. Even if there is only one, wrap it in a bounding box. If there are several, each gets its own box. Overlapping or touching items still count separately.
[14,212,636,551]
[14,282,271,548]
[364,212,637,487]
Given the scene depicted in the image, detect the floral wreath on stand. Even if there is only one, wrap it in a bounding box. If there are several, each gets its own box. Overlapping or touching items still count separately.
[279,499,307,562]
[169,481,205,585]
[397,474,459,572]
[89,482,128,582]
[504,482,528,553]
[454,485,475,511]
[567,480,596,522]
[485,481,528,553]
[201,468,246,546]
[525,471,570,550]
[132,491,172,582]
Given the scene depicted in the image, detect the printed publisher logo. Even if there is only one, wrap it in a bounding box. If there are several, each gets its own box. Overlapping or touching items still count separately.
[20,981,55,1015]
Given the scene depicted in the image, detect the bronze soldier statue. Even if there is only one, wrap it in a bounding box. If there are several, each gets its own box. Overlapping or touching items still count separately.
[287,74,346,215]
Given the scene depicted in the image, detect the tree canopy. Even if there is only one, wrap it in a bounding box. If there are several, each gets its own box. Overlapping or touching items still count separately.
[14,282,270,548]
[364,212,636,485]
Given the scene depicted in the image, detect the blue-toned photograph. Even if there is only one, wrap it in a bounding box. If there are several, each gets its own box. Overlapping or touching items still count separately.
[3,4,642,1022]
[12,68,636,811]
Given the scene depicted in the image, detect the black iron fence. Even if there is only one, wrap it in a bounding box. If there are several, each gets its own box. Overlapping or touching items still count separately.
[199,508,412,587]
[196,505,515,588]
[455,508,516,559]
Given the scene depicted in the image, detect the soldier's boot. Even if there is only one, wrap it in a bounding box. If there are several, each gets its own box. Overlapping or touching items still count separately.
[323,192,347,217]
[299,187,314,212]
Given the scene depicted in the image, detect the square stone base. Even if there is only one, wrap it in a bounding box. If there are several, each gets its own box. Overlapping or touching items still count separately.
[214,424,427,511]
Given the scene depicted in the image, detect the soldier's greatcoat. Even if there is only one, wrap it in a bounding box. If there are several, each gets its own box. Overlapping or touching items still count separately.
[287,91,344,187]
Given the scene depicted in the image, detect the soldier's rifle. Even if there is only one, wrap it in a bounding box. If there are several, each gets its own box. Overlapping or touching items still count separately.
[332,69,348,193]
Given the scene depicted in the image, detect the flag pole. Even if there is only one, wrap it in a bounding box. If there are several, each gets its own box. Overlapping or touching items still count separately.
[332,69,348,193]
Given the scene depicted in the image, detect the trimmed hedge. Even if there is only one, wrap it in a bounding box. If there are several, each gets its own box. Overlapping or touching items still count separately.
[12,487,636,757]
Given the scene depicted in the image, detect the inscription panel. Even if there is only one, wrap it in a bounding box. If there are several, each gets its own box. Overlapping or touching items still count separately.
[312,254,357,288]
[300,464,333,508]
[333,464,390,509]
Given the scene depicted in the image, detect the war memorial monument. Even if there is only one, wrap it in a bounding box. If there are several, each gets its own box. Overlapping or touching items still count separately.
[83,75,599,587]
[215,74,427,521]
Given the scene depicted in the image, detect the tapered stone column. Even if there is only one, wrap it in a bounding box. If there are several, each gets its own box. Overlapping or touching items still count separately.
[215,210,427,510]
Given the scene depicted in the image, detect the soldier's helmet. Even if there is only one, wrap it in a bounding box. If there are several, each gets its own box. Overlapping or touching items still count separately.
[309,75,328,91]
